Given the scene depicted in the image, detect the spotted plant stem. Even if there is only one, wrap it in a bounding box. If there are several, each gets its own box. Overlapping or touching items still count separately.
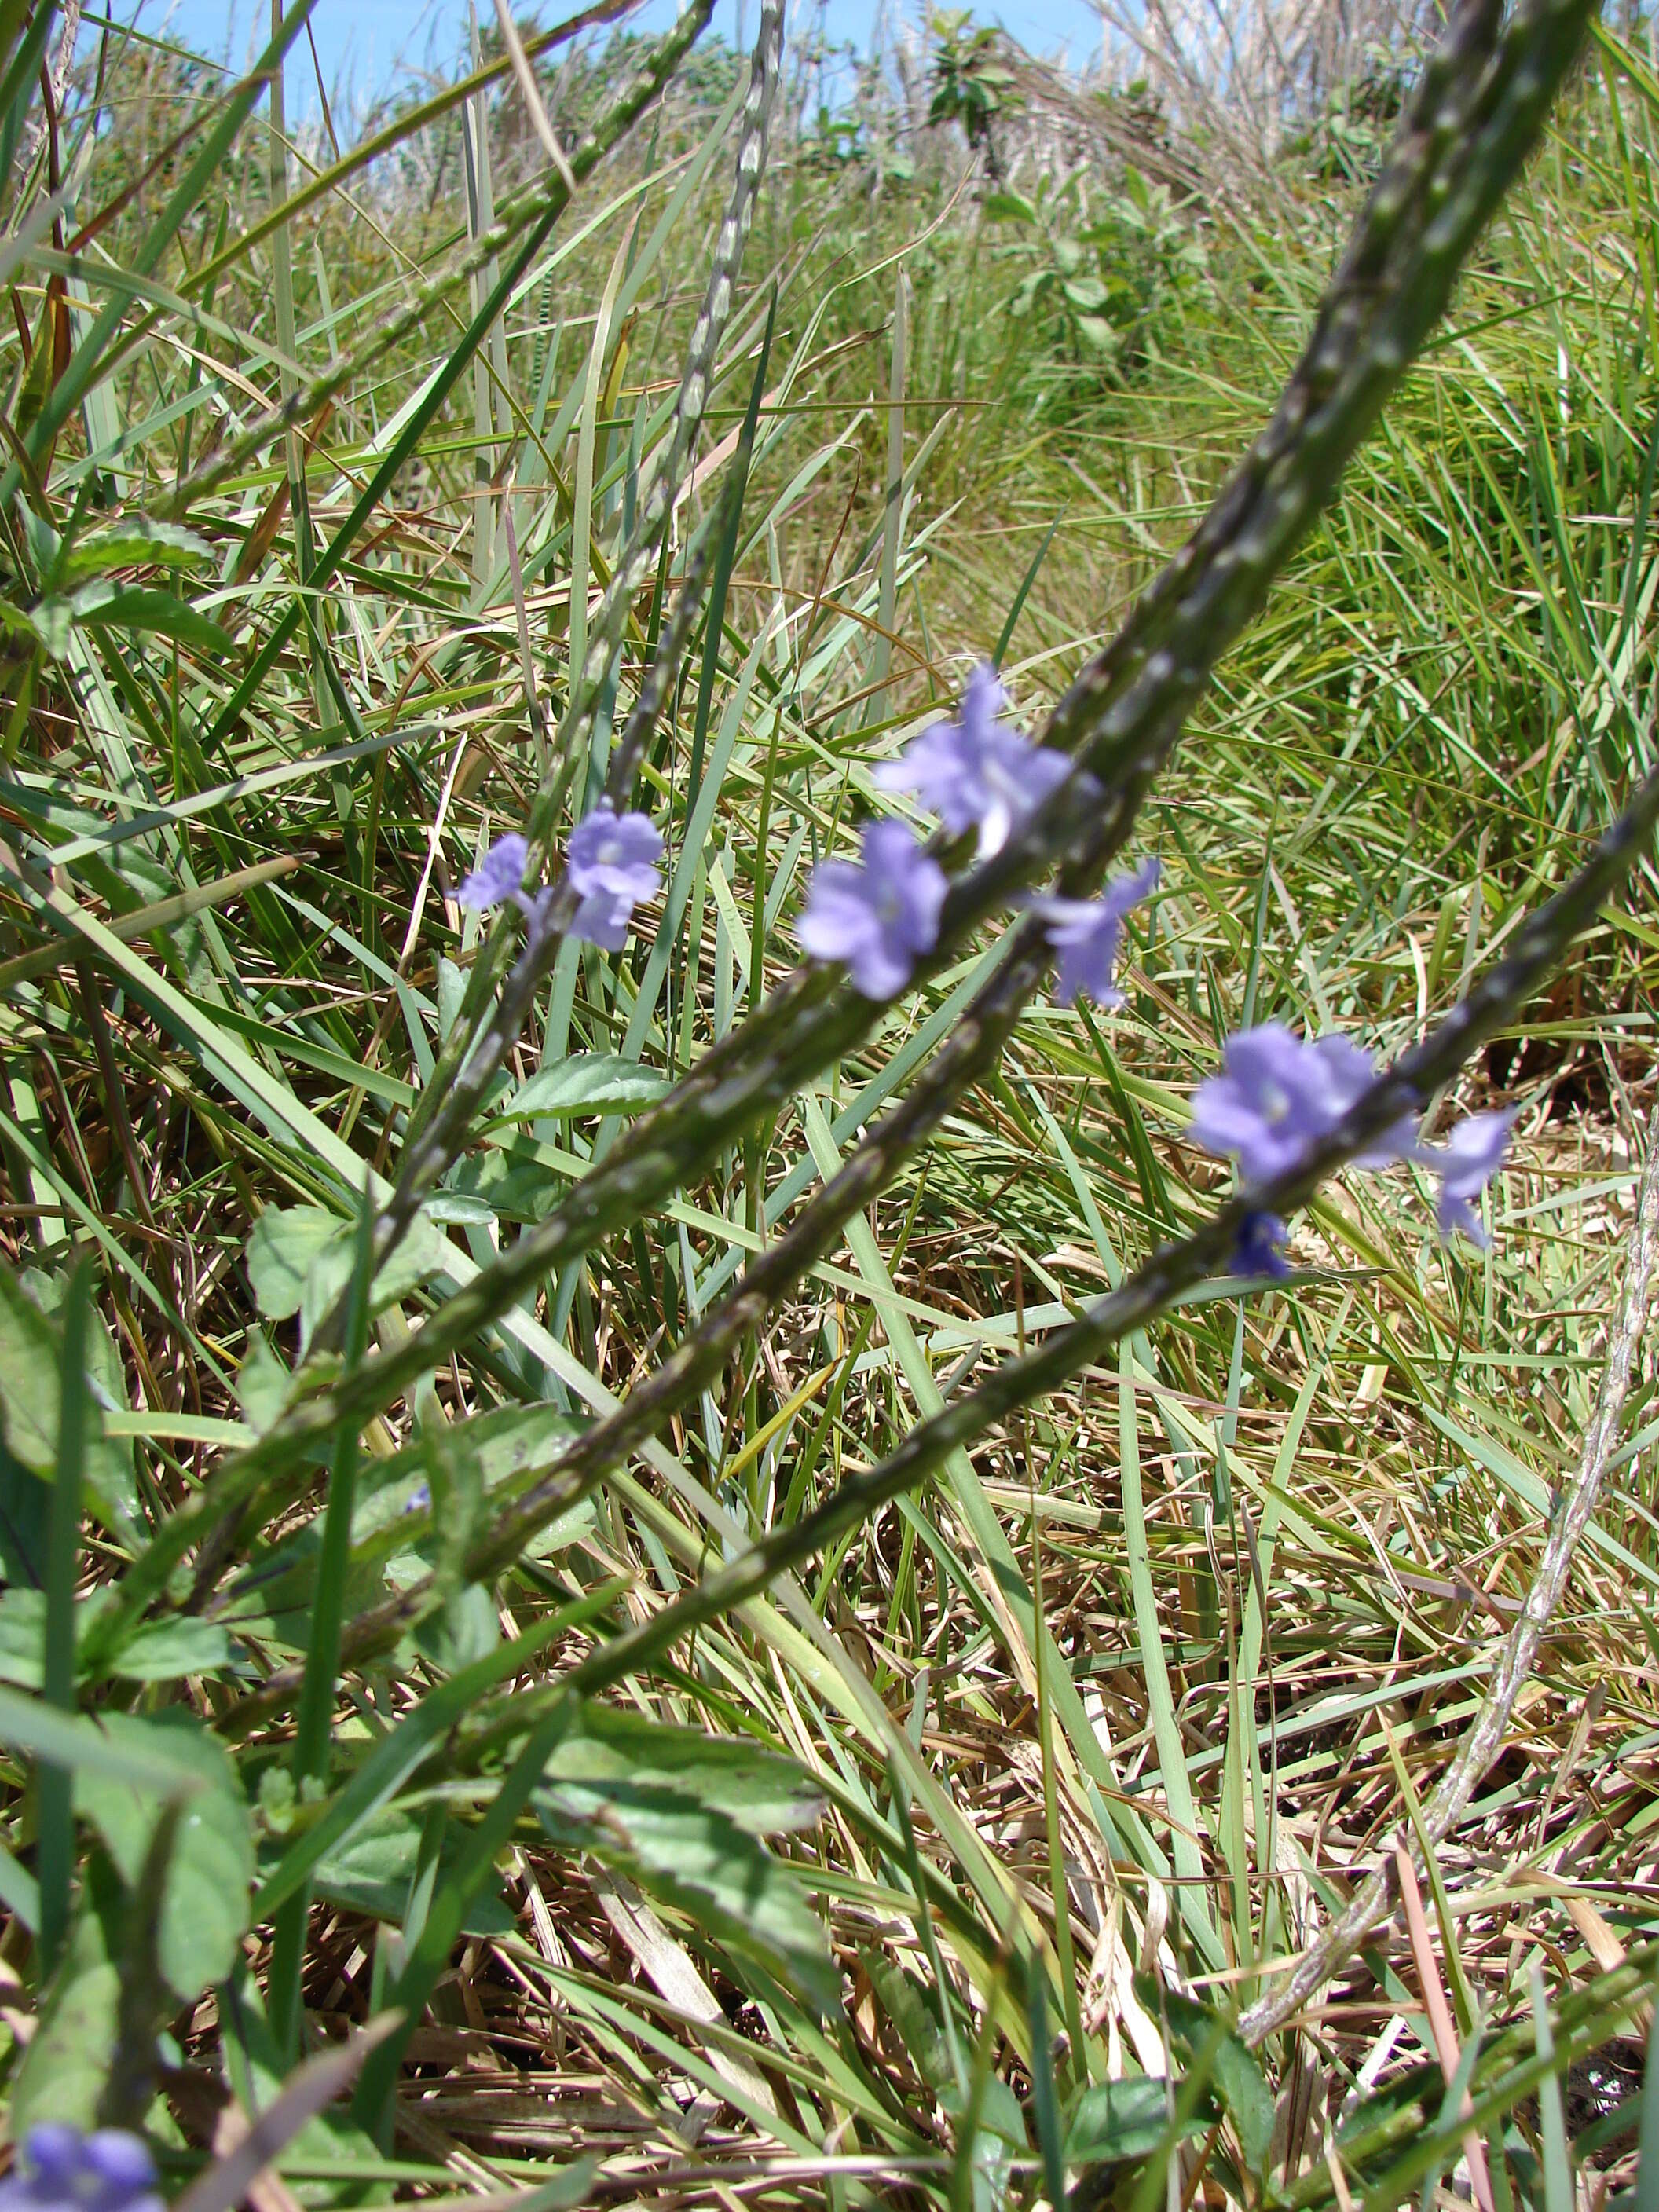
[342,0,786,1291]
[121,0,1593,1635]
[216,750,1659,1730]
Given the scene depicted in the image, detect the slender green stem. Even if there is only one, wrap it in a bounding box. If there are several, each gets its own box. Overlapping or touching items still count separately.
[37,1261,90,1978]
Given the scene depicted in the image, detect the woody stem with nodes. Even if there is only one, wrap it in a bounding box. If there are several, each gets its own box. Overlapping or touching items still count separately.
[108,0,1598,1654]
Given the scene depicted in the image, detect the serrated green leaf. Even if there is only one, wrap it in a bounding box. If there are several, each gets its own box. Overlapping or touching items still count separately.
[489,1053,670,1122]
[54,518,214,585]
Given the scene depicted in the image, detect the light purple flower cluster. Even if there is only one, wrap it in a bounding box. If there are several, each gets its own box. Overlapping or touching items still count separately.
[797,819,947,1000]
[1189,1020,1514,1269]
[1189,1024,1419,1183]
[457,804,664,953]
[565,803,666,950]
[0,2126,160,2212]
[798,665,1155,1005]
[873,665,1073,859]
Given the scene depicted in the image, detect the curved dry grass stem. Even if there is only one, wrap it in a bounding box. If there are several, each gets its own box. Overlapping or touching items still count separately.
[1239,1088,1659,2049]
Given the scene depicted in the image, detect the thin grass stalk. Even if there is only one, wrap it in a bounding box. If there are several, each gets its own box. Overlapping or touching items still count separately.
[379,0,789,1193]
[0,0,324,513]
[36,1259,89,1976]
[148,3,713,530]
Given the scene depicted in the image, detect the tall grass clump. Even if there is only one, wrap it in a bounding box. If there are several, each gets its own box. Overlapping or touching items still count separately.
[0,0,1657,2206]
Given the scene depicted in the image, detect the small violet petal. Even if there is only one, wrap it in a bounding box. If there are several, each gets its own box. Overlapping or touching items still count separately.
[797,818,947,1000]
[1419,1106,1516,1245]
[456,832,530,912]
[875,663,1075,857]
[1231,1212,1291,1279]
[1031,856,1159,1006]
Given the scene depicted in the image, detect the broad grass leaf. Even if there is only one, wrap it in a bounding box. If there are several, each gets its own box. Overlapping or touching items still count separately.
[75,1710,253,2005]
[0,1266,137,1537]
[544,1708,822,1836]
[489,1053,670,1121]
[536,1776,837,2014]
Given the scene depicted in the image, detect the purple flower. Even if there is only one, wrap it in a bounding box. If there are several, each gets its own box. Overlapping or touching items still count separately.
[458,832,532,914]
[875,665,1074,857]
[1189,1024,1418,1187]
[1231,1212,1291,1279]
[1419,1108,1515,1245]
[0,2126,161,2212]
[1031,857,1159,1006]
[797,818,947,999]
[566,803,665,951]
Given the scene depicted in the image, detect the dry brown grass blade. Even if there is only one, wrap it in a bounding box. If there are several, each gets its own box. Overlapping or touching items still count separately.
[1393,1843,1496,2212]
[173,2014,404,2212]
